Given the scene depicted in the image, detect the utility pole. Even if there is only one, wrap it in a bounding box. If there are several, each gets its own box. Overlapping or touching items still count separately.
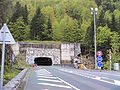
[91,8,98,69]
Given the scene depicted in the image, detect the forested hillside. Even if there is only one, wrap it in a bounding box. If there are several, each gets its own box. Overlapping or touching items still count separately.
[0,0,120,66]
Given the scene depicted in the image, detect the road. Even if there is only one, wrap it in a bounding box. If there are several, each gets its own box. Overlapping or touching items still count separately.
[24,66,120,90]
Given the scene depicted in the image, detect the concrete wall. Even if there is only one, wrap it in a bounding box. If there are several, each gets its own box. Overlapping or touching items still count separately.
[17,42,81,65]
[26,48,60,65]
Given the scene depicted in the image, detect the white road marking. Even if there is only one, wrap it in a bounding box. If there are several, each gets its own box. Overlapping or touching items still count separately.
[38,78,62,83]
[60,69,120,86]
[44,69,51,74]
[57,77,80,90]
[98,72,120,76]
[114,80,120,86]
[36,74,53,76]
[37,76,57,79]
[36,69,80,89]
[38,83,72,88]
[95,77,101,80]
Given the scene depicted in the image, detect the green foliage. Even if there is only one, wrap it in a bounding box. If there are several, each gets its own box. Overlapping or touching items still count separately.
[19,40,61,44]
[103,61,110,70]
[30,7,45,40]
[22,5,29,24]
[10,2,23,22]
[2,0,119,69]
[97,26,111,47]
[0,0,12,27]
[10,2,29,24]
[110,32,120,63]
[8,17,30,41]
[60,14,81,42]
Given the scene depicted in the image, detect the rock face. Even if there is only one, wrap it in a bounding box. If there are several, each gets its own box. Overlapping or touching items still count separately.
[17,42,81,65]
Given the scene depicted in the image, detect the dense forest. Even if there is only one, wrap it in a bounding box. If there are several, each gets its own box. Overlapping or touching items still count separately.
[0,0,120,66]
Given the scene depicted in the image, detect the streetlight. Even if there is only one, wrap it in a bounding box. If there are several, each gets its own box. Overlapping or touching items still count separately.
[91,8,98,69]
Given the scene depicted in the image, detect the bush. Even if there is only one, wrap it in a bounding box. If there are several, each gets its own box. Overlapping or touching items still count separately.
[103,61,114,70]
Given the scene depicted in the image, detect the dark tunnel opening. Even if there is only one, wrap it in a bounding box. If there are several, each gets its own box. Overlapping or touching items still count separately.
[34,57,52,66]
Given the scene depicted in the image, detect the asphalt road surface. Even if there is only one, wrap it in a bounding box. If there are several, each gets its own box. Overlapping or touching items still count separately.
[24,66,120,90]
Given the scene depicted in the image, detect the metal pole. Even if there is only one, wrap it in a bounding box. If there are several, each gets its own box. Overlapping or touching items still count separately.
[93,11,97,69]
[0,27,6,90]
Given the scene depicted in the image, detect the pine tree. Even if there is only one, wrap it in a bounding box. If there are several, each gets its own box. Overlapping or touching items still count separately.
[46,17,52,40]
[0,0,12,27]
[9,17,30,41]
[10,2,22,22]
[30,7,45,40]
[111,14,117,32]
[23,5,28,24]
[97,9,106,27]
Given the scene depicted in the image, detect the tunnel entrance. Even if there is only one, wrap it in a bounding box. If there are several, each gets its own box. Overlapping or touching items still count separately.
[34,57,52,66]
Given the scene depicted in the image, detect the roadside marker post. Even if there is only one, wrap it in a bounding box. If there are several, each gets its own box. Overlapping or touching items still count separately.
[109,49,112,70]
[0,24,15,90]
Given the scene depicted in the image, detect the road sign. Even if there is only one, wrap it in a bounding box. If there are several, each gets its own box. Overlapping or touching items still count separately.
[96,51,103,56]
[0,24,15,90]
[97,56,103,62]
[97,62,103,67]
[0,24,15,44]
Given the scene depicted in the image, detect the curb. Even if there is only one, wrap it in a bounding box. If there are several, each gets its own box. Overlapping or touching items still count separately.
[3,69,28,90]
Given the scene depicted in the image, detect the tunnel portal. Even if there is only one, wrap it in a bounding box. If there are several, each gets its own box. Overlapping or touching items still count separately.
[34,57,52,66]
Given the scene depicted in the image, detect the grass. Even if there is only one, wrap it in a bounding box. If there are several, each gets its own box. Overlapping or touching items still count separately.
[19,40,62,44]
[4,67,21,85]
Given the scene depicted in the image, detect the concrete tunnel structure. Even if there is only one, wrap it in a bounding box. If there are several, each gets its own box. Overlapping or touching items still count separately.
[17,42,81,65]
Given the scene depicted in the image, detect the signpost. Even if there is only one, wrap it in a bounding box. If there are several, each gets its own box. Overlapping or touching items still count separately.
[0,24,15,90]
[96,51,103,56]
[97,56,103,62]
[97,62,103,67]
[96,51,103,69]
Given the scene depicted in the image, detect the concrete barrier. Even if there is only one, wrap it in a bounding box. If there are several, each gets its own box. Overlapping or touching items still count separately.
[3,69,28,90]
[114,63,119,71]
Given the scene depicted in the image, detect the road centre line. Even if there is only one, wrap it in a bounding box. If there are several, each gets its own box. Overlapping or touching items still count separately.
[38,83,72,89]
[57,77,80,90]
[43,69,80,90]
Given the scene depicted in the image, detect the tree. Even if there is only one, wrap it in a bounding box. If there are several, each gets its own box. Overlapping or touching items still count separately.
[95,0,102,6]
[97,9,106,27]
[60,14,81,43]
[0,0,12,27]
[110,32,120,63]
[111,14,117,32]
[10,2,23,22]
[52,20,61,41]
[30,7,45,40]
[46,17,52,40]
[113,9,120,33]
[8,17,30,41]
[41,17,52,41]
[22,5,29,24]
